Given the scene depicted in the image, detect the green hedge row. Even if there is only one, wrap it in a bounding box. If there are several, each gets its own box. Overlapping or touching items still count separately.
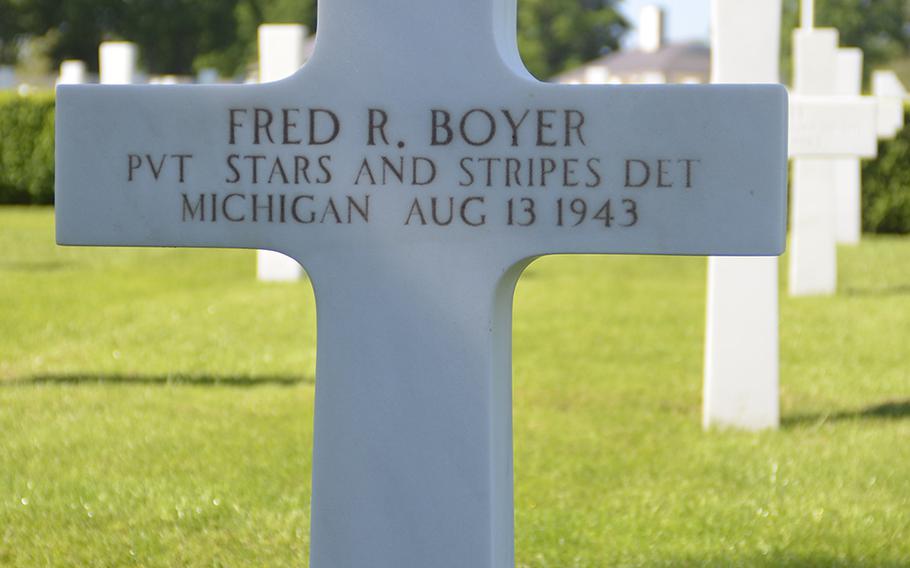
[0,93,908,233]
[863,107,910,234]
[0,92,55,205]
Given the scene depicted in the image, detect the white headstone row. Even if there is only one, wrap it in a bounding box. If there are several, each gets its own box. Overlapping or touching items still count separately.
[61,44,230,87]
[705,0,906,430]
[788,18,878,296]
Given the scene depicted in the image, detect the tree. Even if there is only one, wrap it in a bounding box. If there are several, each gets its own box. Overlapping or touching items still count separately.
[0,0,24,65]
[8,0,316,77]
[208,0,316,77]
[8,0,622,80]
[863,108,910,233]
[781,0,910,84]
[517,0,627,79]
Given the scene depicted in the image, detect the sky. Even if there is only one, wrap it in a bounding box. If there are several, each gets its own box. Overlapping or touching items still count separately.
[618,0,711,47]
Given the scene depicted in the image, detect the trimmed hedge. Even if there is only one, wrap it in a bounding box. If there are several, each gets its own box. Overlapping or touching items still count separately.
[863,106,910,234]
[0,92,55,204]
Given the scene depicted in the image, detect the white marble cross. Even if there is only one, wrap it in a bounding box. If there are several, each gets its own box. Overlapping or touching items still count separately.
[55,1,787,566]
[788,0,877,296]
[703,0,782,431]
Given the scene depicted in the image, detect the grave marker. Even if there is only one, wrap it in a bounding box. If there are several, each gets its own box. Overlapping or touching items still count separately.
[256,24,309,281]
[56,1,788,565]
[58,60,88,85]
[703,0,782,431]
[833,48,863,245]
[788,0,877,296]
[197,68,220,85]
[99,41,138,85]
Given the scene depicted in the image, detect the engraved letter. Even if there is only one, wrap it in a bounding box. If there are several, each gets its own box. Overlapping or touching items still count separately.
[229,108,247,145]
[309,109,340,145]
[536,110,557,147]
[461,196,486,226]
[146,154,166,180]
[283,109,302,145]
[565,110,586,146]
[128,154,141,181]
[657,159,673,188]
[222,193,246,222]
[182,193,205,221]
[173,154,192,183]
[502,109,530,147]
[625,159,650,188]
[254,108,275,144]
[431,110,453,145]
[460,109,496,146]
[368,109,390,146]
[679,159,700,188]
[412,157,436,186]
[225,154,241,184]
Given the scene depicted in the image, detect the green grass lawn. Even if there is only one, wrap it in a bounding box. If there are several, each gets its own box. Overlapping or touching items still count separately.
[1,206,909,566]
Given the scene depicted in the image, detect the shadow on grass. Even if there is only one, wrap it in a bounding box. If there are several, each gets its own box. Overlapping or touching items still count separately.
[783,399,910,428]
[1,373,313,388]
[670,553,908,567]
[843,284,910,297]
[0,260,76,272]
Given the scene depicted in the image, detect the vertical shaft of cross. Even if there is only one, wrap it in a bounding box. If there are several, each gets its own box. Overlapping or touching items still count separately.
[801,0,814,29]
[790,159,837,294]
[304,248,525,568]
[310,0,510,78]
[834,48,864,245]
[704,0,782,430]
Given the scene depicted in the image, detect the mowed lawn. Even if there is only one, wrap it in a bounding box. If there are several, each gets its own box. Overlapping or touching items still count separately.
[1,206,909,566]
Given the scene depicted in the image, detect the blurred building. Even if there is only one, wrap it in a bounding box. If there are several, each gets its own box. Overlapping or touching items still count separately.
[0,66,16,90]
[553,5,710,85]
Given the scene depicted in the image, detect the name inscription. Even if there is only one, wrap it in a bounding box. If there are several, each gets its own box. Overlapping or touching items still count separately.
[124,106,702,230]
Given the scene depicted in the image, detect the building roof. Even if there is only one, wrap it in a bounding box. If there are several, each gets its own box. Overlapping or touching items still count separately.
[554,42,710,83]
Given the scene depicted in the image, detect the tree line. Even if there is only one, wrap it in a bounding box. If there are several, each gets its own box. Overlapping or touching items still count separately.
[0,0,626,79]
[0,0,907,80]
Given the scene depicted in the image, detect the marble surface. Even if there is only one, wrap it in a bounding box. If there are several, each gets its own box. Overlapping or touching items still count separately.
[833,48,864,245]
[704,0,782,432]
[56,1,788,565]
[256,24,308,282]
[788,20,877,297]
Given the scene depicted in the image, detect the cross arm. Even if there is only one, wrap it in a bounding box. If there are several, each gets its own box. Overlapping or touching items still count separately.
[56,79,788,265]
[55,83,302,252]
[789,96,878,158]
[456,81,790,261]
